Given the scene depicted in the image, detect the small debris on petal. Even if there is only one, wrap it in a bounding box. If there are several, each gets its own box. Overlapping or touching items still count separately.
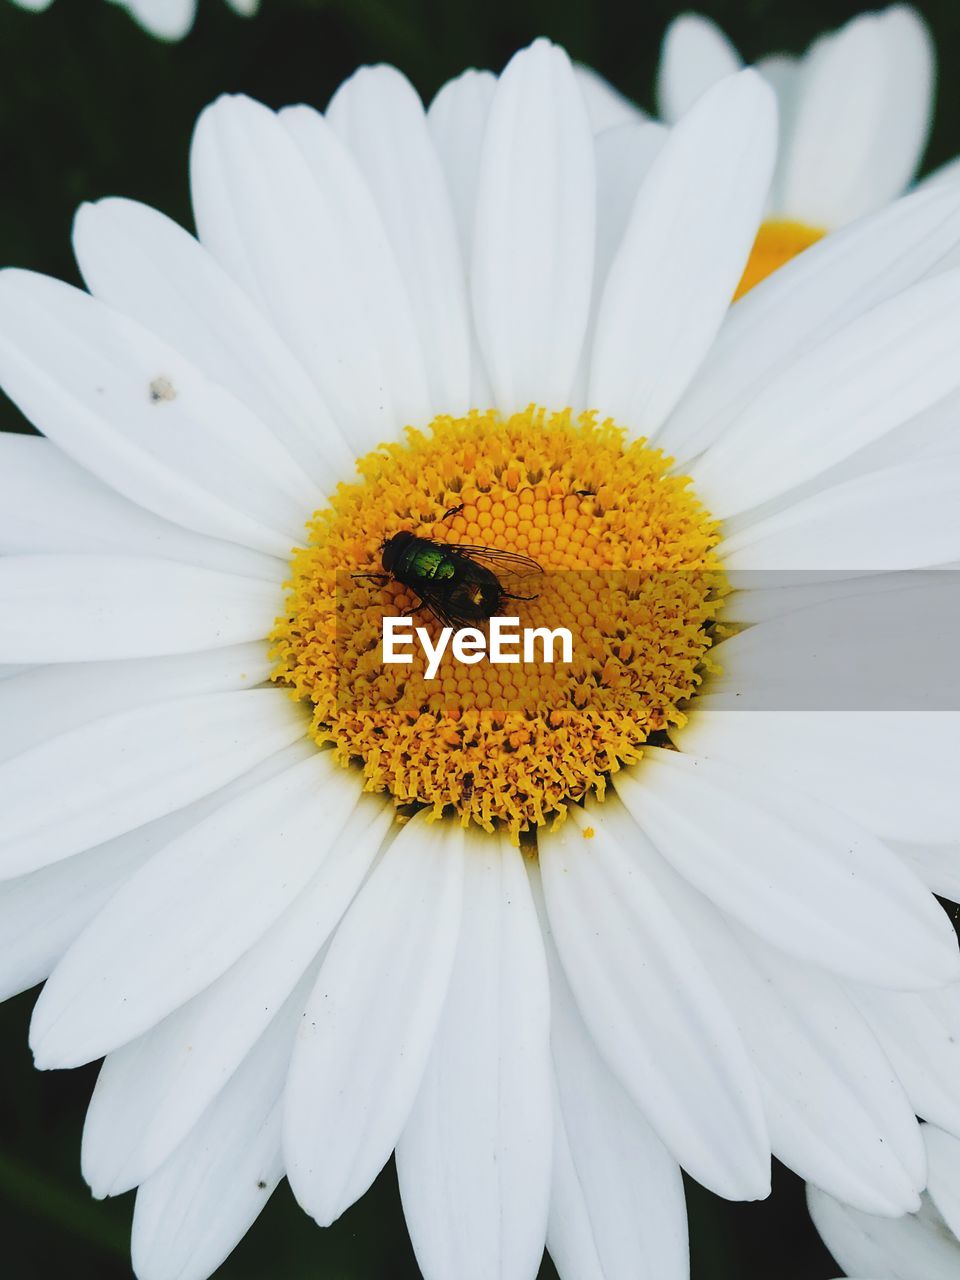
[149,376,177,403]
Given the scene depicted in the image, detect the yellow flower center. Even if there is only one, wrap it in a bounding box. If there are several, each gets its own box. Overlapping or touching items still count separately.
[270,407,725,838]
[734,218,826,300]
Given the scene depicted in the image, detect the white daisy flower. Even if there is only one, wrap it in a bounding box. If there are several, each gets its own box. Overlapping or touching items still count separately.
[9,0,259,41]
[2,35,960,1280]
[656,5,937,296]
[809,1124,960,1278]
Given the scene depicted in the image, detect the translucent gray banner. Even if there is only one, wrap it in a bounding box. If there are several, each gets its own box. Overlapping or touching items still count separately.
[708,569,960,710]
[334,568,960,712]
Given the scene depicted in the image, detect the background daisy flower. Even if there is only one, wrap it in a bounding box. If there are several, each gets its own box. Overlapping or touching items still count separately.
[8,0,258,41]
[657,6,938,294]
[1,33,960,1280]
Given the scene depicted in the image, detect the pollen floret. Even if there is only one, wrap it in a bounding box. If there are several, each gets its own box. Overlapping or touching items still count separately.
[270,406,725,837]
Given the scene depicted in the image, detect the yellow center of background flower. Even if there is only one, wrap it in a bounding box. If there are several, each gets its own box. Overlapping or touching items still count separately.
[734,218,826,299]
[270,407,725,839]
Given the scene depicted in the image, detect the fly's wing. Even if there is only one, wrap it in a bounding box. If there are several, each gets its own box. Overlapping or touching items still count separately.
[449,546,542,608]
[407,545,543,625]
[449,544,544,578]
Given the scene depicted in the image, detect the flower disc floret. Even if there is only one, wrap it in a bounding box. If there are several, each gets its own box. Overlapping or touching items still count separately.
[270,407,725,837]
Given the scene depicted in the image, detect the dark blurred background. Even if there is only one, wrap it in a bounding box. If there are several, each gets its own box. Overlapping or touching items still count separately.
[1,0,956,1274]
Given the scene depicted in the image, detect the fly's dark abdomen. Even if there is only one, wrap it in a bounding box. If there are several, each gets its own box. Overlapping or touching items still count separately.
[447,574,504,621]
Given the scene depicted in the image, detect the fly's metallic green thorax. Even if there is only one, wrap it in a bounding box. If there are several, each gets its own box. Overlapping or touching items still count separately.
[368,531,543,628]
[398,541,457,583]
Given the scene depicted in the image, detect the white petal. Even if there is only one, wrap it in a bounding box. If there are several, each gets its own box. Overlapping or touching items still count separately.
[472,39,595,412]
[851,985,960,1142]
[31,750,358,1068]
[574,64,644,132]
[588,71,776,436]
[284,812,464,1227]
[0,436,284,579]
[0,644,271,765]
[0,744,308,1003]
[614,790,923,1212]
[326,65,472,415]
[755,54,799,109]
[770,382,960,503]
[690,269,960,518]
[426,67,497,408]
[191,93,431,452]
[0,270,315,555]
[593,122,668,309]
[573,121,668,407]
[779,8,933,228]
[427,68,496,258]
[674,710,960,846]
[715,927,923,1213]
[130,982,302,1280]
[925,1125,960,1241]
[0,555,279,663]
[895,842,960,901]
[0,688,306,880]
[73,198,352,486]
[396,833,551,1280]
[755,54,800,214]
[0,828,156,1004]
[539,795,769,1200]
[82,792,391,1196]
[538,865,689,1280]
[614,746,960,989]
[656,13,742,123]
[121,0,195,41]
[721,458,960,571]
[808,1183,960,1279]
[865,6,935,205]
[660,181,960,465]
[633,828,925,1212]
